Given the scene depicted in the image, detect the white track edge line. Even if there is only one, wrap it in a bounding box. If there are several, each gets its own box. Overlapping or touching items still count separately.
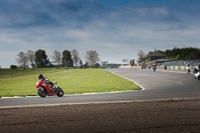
[108,70,145,91]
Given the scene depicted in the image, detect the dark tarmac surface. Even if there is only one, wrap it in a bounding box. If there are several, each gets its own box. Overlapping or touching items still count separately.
[1,99,200,133]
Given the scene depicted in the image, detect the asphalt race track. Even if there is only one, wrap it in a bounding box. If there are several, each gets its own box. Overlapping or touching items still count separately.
[1,69,200,133]
[107,68,200,100]
[0,69,199,107]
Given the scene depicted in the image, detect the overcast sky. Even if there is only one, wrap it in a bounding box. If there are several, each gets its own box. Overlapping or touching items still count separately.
[0,0,200,68]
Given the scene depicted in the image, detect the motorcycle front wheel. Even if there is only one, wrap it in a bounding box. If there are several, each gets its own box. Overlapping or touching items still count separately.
[57,87,64,97]
[38,88,47,98]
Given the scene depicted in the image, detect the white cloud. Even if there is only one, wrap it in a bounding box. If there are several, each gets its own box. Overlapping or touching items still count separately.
[0,0,200,68]
[0,51,17,68]
[152,7,169,15]
[65,29,92,39]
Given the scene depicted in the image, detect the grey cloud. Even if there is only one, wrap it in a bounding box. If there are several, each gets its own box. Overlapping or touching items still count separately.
[59,0,103,12]
[59,1,84,12]
[0,0,104,29]
[0,0,60,28]
[1,0,200,68]
[0,0,198,30]
[4,13,61,29]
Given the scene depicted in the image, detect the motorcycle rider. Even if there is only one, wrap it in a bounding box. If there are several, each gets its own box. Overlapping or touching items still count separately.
[148,64,151,69]
[194,67,199,74]
[198,63,200,70]
[194,63,200,73]
[153,64,157,72]
[185,63,190,74]
[38,74,55,93]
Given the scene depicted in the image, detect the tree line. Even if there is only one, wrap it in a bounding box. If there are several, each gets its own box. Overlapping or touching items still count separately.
[137,47,200,61]
[13,49,100,69]
[163,47,200,60]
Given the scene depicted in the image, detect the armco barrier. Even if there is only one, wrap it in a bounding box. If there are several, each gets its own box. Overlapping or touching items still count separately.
[119,65,140,69]
[167,66,198,71]
[119,65,198,71]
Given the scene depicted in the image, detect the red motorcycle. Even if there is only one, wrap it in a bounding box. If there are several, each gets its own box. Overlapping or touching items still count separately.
[36,78,64,98]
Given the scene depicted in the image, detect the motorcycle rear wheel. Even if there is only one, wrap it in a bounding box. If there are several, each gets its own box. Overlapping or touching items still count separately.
[57,87,64,97]
[187,69,190,74]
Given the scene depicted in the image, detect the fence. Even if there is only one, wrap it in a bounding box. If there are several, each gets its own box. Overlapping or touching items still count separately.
[119,60,200,71]
[163,60,200,71]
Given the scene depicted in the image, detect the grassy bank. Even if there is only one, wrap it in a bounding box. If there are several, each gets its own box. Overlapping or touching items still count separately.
[0,68,141,97]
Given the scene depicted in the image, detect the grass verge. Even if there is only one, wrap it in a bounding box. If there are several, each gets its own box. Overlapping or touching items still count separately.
[0,68,141,97]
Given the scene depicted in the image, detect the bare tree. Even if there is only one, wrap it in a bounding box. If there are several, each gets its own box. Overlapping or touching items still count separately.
[79,59,83,68]
[71,49,80,67]
[101,61,109,66]
[52,50,61,66]
[27,50,35,68]
[16,52,28,68]
[85,50,100,66]
[137,50,146,58]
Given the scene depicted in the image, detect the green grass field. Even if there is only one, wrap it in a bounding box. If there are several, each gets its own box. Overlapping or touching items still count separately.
[0,68,141,97]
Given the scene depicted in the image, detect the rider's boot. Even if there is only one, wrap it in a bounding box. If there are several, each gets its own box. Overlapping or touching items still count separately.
[50,86,55,93]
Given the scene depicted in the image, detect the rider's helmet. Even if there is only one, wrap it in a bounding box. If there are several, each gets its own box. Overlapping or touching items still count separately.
[38,74,43,79]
